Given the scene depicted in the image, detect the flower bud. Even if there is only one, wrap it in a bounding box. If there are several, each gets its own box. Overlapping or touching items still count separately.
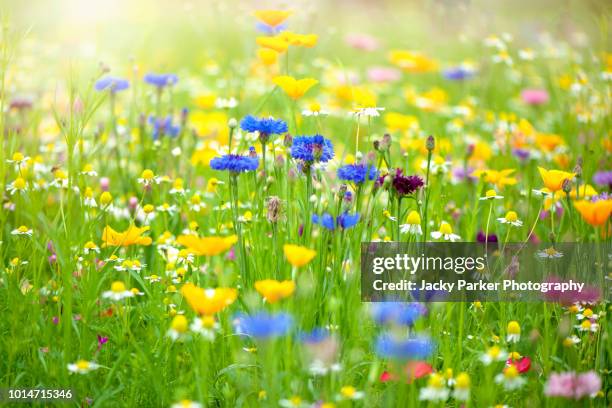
[228,118,238,129]
[562,178,572,194]
[426,135,435,151]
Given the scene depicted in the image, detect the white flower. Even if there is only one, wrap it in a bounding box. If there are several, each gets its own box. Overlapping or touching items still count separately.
[351,107,385,118]
[215,97,238,109]
[144,274,162,283]
[102,281,134,301]
[11,226,33,236]
[480,189,504,200]
[497,211,523,227]
[190,316,219,341]
[494,366,526,390]
[67,360,100,374]
[419,374,450,402]
[400,223,422,235]
[431,222,461,242]
[537,247,563,259]
[337,386,364,401]
[480,346,508,365]
[83,241,99,254]
[6,178,28,195]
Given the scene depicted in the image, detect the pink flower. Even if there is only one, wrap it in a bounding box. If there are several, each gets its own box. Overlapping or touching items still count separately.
[521,88,549,105]
[367,67,401,83]
[574,371,601,399]
[345,33,379,51]
[545,371,601,399]
[100,177,110,191]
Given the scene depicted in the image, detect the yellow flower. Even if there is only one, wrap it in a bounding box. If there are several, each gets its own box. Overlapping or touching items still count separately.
[193,93,217,109]
[554,184,598,200]
[537,167,575,192]
[273,76,318,100]
[257,48,279,66]
[190,111,229,142]
[472,169,517,189]
[389,50,438,73]
[191,141,218,167]
[574,199,612,226]
[283,244,316,267]
[256,36,289,53]
[181,283,237,315]
[177,234,238,256]
[255,279,296,303]
[279,31,318,48]
[384,112,419,132]
[102,225,152,247]
[253,10,292,27]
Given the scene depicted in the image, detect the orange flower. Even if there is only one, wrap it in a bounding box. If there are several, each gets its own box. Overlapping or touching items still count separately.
[102,225,152,247]
[273,76,318,100]
[537,167,575,192]
[253,10,292,27]
[181,283,237,315]
[283,244,316,267]
[574,199,612,226]
[255,279,296,303]
[177,234,238,256]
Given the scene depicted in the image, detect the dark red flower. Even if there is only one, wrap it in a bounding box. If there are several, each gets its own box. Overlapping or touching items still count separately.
[391,169,424,196]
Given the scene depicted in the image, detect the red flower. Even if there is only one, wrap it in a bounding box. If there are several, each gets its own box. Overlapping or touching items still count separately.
[380,361,434,383]
[507,356,531,373]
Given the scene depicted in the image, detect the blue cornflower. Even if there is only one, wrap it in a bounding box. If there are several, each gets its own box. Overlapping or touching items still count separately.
[256,22,287,35]
[442,66,475,81]
[337,164,378,184]
[95,76,129,92]
[144,73,178,88]
[312,212,359,230]
[233,312,293,339]
[240,115,288,137]
[371,302,427,326]
[375,334,434,360]
[148,115,180,139]
[291,135,334,163]
[299,328,330,344]
[210,154,259,173]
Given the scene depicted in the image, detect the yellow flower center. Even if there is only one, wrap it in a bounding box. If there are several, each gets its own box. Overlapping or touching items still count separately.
[141,169,155,180]
[84,241,97,249]
[143,204,154,213]
[84,187,93,198]
[191,194,201,204]
[504,365,519,379]
[83,163,94,172]
[14,177,26,189]
[583,308,593,317]
[544,247,558,256]
[505,211,518,222]
[487,345,501,359]
[427,373,444,389]
[100,192,113,205]
[507,321,520,334]
[309,102,321,112]
[485,189,497,198]
[17,226,29,233]
[171,315,188,333]
[508,351,521,360]
[455,372,470,389]
[581,320,591,329]
[202,315,216,328]
[439,222,453,235]
[173,178,183,189]
[111,281,126,293]
[76,360,90,370]
[406,210,421,225]
[340,386,356,398]
[12,152,24,162]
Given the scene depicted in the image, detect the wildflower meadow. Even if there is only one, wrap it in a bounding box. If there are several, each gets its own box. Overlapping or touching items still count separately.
[0,0,610,406]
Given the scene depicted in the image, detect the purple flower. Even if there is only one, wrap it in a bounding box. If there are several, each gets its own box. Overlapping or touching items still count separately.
[476,231,498,243]
[375,334,433,360]
[144,73,178,88]
[593,171,612,189]
[97,334,109,351]
[95,77,129,92]
[233,312,293,339]
[512,148,530,161]
[390,169,424,196]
